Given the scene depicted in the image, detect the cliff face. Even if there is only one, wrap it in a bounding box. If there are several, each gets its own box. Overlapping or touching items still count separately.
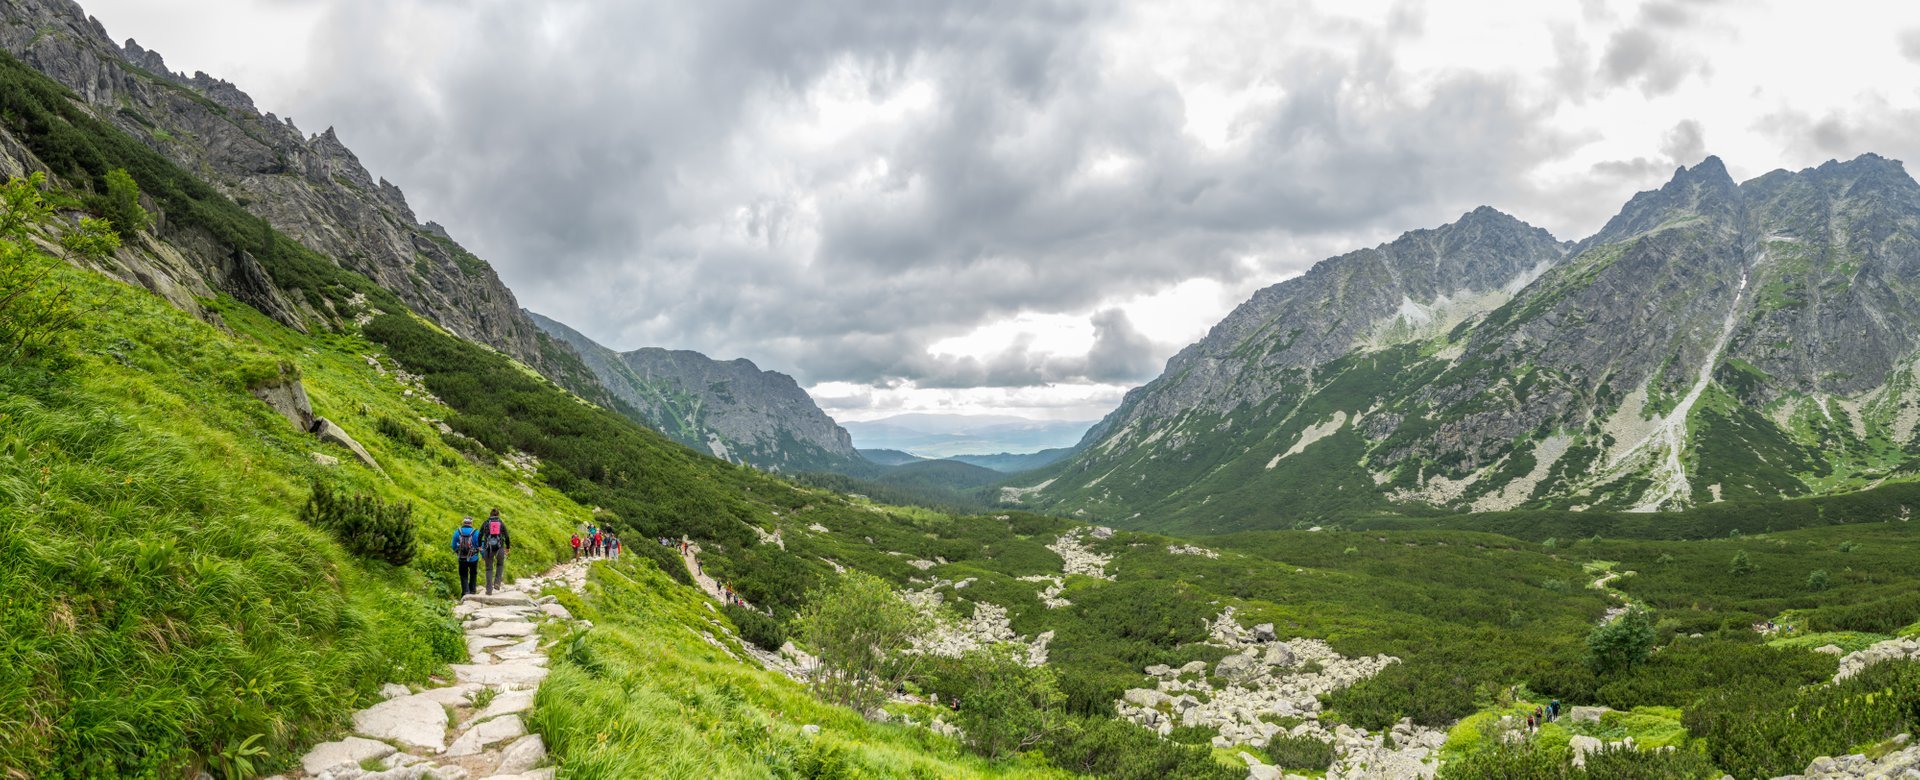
[530,312,862,473]
[1024,156,1920,533]
[0,0,577,379]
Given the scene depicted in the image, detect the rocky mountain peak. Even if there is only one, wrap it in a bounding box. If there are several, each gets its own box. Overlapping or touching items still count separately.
[1586,155,1742,246]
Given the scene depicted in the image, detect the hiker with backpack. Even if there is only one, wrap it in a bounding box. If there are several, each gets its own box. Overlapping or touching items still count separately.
[570,532,582,560]
[451,516,481,596]
[481,507,513,594]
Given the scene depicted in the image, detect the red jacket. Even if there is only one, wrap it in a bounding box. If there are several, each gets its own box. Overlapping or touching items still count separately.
[570,535,581,548]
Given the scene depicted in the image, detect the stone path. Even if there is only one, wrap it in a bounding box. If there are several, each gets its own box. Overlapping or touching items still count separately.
[681,539,752,609]
[281,559,592,780]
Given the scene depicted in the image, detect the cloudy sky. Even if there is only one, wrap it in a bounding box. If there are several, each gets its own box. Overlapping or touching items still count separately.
[80,0,1920,421]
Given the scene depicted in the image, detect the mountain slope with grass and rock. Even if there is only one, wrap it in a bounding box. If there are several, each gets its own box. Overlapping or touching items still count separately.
[1020,156,1920,534]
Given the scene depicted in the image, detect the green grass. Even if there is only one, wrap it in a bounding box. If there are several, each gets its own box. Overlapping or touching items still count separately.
[528,559,1068,779]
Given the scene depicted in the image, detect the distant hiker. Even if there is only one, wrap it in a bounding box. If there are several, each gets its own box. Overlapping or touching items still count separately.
[451,516,481,596]
[592,529,604,557]
[570,532,582,560]
[481,508,512,594]
[1549,700,1561,720]
[611,536,621,561]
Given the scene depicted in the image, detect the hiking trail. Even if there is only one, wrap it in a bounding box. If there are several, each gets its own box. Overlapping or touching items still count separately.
[283,558,592,780]
[682,539,753,609]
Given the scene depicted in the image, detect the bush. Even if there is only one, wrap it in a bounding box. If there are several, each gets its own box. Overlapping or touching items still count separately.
[1042,716,1240,780]
[376,416,426,449]
[792,572,927,715]
[1265,733,1335,770]
[725,604,787,652]
[1586,609,1654,676]
[1730,550,1754,575]
[299,480,417,566]
[942,643,1068,760]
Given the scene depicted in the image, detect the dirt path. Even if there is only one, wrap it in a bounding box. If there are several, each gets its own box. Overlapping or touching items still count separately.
[286,558,592,780]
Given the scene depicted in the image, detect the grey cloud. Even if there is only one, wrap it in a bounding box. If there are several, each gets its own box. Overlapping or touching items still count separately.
[1598,1,1723,96]
[255,0,1576,390]
[1900,28,1920,63]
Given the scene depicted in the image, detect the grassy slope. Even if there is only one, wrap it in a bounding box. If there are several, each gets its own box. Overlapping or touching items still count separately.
[531,559,1064,780]
[0,254,1064,778]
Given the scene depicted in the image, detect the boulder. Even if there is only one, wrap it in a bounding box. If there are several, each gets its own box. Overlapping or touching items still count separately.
[1263,644,1296,668]
[313,417,382,472]
[1813,644,1845,655]
[311,452,341,467]
[540,603,573,620]
[1217,653,1262,683]
[1179,660,1210,675]
[1569,735,1603,767]
[492,734,546,775]
[1252,623,1278,642]
[302,736,396,775]
[1124,688,1170,709]
[251,372,315,432]
[1567,706,1612,723]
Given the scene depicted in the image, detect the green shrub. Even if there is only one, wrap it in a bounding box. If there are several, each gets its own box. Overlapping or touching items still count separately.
[1730,550,1754,575]
[1265,733,1335,770]
[376,416,426,449]
[1042,715,1240,780]
[725,603,787,652]
[300,480,417,566]
[1586,608,1655,676]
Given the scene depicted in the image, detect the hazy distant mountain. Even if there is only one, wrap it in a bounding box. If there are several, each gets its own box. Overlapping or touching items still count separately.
[948,448,1078,473]
[530,312,862,472]
[841,414,1095,458]
[858,449,926,466]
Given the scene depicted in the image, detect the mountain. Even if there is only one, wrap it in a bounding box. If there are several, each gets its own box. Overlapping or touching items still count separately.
[1017,158,1920,532]
[529,311,861,472]
[948,447,1078,473]
[859,448,926,466]
[0,0,606,393]
[842,414,1095,458]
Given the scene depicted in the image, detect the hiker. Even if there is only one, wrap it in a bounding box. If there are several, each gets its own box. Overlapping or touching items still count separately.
[451,516,481,596]
[611,535,621,561]
[481,508,512,594]
[570,532,582,560]
[592,528,604,558]
[1549,700,1561,720]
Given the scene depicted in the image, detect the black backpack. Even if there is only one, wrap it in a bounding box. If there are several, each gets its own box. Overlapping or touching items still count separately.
[455,527,477,557]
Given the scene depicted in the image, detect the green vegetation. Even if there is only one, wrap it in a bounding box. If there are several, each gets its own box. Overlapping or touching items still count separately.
[793,572,930,716]
[300,480,418,567]
[1585,608,1654,675]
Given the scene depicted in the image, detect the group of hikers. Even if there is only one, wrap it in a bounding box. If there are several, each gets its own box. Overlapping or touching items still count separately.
[664,537,749,607]
[1522,700,1563,732]
[449,508,513,596]
[447,511,627,597]
[570,525,622,561]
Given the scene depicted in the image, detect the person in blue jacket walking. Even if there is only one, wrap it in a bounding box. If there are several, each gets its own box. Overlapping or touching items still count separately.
[451,516,481,596]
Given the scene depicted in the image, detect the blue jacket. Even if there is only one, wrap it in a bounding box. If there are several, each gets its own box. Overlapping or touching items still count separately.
[451,526,481,562]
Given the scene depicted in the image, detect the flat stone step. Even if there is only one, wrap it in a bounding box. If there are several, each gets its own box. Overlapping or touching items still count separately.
[464,592,536,607]
[302,736,396,774]
[453,660,549,687]
[470,621,538,638]
[469,690,535,724]
[445,714,526,757]
[352,693,449,752]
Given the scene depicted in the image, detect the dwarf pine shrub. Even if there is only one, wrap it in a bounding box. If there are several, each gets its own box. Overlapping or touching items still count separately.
[300,481,417,566]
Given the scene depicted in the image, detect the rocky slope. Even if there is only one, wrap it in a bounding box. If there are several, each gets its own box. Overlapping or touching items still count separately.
[0,0,595,386]
[1020,156,1920,532]
[529,311,861,472]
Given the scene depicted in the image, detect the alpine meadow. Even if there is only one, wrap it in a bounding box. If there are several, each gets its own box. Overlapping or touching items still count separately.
[7,2,1920,779]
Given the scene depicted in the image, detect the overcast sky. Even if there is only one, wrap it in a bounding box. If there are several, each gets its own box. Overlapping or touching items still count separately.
[78,0,1920,421]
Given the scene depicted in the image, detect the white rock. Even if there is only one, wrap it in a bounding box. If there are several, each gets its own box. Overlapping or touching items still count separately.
[802,724,821,736]
[352,693,450,751]
[453,660,549,687]
[445,714,527,756]
[302,736,397,775]
[471,689,536,722]
[470,621,539,638]
[413,683,483,707]
[492,734,547,775]
[380,683,411,699]
[540,603,573,620]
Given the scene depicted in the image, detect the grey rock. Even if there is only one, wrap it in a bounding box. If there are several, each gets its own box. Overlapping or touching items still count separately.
[250,372,315,432]
[492,734,546,775]
[301,736,396,775]
[313,418,381,472]
[1251,623,1277,642]
[1215,653,1262,684]
[444,713,525,757]
[351,692,449,751]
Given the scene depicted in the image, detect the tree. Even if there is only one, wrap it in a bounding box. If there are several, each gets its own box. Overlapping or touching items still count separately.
[1586,608,1655,676]
[96,168,149,236]
[1731,550,1754,575]
[792,572,928,716]
[944,643,1070,760]
[1806,569,1830,592]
